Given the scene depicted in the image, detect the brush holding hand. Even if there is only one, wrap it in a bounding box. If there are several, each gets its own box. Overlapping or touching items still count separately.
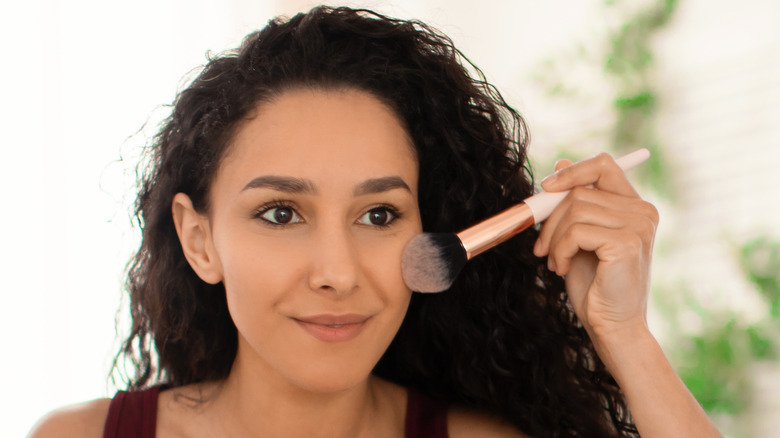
[532,153,718,437]
[532,152,657,341]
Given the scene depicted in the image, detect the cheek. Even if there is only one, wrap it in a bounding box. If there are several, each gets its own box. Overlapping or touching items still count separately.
[357,237,413,361]
[217,233,307,320]
[356,234,412,301]
[354,213,422,306]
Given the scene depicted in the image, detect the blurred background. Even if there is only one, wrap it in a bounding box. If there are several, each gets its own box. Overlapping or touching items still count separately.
[2,0,778,436]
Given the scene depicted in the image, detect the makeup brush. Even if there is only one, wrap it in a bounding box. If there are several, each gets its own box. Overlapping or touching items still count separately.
[401,148,651,293]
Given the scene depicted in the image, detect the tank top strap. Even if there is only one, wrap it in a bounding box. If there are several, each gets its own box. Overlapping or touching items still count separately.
[405,387,449,438]
[103,386,160,438]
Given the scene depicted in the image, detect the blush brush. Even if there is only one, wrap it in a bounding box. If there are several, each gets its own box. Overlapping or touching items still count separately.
[401,148,651,293]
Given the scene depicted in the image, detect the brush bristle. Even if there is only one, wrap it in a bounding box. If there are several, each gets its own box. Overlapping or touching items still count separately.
[401,233,467,293]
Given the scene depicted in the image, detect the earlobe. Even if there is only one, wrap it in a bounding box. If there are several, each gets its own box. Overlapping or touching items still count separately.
[171,193,224,284]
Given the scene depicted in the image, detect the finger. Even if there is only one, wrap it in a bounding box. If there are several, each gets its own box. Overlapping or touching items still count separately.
[546,207,655,273]
[543,205,637,273]
[548,223,648,277]
[533,158,573,257]
[554,158,573,172]
[541,152,639,198]
[534,187,658,256]
[562,249,598,324]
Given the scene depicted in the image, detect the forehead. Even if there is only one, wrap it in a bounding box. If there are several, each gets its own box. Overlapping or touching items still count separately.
[215,88,418,193]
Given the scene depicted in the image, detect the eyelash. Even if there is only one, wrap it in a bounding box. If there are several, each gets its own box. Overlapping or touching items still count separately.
[251,201,402,228]
[358,204,402,229]
[253,200,302,227]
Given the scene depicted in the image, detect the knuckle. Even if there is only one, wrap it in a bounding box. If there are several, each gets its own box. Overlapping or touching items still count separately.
[569,186,590,200]
[644,202,660,225]
[629,217,656,248]
[640,215,657,237]
[566,222,586,241]
[632,201,659,234]
[594,152,614,168]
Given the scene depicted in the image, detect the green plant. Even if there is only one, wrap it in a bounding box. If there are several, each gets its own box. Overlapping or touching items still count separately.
[533,0,678,198]
[676,238,780,414]
[740,238,780,320]
[604,0,677,197]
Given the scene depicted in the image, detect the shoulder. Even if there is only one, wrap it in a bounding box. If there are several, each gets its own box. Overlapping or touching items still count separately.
[448,407,532,438]
[28,398,112,438]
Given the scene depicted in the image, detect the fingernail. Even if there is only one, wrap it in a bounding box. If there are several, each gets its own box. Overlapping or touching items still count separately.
[533,239,541,255]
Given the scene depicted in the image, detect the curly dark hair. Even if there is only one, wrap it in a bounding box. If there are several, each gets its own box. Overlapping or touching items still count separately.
[114,6,638,437]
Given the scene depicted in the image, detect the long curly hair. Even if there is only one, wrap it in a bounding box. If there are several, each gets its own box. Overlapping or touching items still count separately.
[115,6,638,437]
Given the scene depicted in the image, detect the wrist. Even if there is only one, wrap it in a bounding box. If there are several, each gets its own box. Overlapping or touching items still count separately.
[587,323,723,437]
[590,317,650,347]
[588,319,656,382]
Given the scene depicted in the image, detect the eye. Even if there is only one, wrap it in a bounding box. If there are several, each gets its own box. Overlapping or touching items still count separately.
[257,205,303,225]
[357,206,399,227]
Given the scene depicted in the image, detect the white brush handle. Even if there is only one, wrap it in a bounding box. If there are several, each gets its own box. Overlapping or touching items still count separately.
[524,148,650,224]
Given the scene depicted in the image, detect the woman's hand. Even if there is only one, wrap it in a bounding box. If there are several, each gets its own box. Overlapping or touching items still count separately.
[531,153,723,437]
[532,152,659,342]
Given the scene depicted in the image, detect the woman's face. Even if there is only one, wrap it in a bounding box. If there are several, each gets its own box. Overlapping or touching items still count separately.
[205,88,421,392]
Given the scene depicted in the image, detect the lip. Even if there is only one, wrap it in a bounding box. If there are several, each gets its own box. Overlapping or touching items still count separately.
[293,314,370,343]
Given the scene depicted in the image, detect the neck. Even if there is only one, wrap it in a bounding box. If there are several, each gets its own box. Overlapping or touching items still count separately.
[203,339,401,438]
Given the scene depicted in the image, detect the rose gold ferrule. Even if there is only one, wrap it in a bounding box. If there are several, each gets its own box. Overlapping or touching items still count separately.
[456,203,536,259]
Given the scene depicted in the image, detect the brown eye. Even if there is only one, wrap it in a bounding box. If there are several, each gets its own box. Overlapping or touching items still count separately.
[259,206,302,225]
[357,207,398,227]
[369,210,388,225]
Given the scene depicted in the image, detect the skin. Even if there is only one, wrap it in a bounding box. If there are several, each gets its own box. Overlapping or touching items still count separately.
[28,90,719,437]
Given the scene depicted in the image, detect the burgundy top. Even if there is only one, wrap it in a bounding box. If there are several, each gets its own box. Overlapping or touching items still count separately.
[103,386,448,438]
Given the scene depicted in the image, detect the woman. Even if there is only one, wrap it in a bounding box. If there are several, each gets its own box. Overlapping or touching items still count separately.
[30,6,721,437]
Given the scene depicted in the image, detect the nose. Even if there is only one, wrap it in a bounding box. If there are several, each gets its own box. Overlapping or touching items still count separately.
[307,226,359,297]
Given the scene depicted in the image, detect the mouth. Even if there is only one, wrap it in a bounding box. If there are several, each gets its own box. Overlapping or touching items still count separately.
[292,314,371,342]
[295,314,369,325]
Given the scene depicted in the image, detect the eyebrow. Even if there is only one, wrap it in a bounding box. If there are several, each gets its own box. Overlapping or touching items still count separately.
[241,175,316,194]
[354,176,411,196]
[240,175,411,196]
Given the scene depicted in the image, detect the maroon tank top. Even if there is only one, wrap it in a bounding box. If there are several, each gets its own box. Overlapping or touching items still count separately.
[102,386,448,438]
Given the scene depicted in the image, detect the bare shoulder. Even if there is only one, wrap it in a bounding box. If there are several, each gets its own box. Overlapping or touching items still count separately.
[448,407,531,438]
[28,398,112,438]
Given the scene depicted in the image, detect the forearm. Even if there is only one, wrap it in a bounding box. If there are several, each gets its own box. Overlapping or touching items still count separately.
[592,324,723,438]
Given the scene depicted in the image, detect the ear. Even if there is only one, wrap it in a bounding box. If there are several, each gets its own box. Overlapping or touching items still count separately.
[171,192,224,284]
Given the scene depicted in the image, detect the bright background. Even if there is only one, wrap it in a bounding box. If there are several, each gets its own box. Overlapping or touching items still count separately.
[3,1,779,437]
